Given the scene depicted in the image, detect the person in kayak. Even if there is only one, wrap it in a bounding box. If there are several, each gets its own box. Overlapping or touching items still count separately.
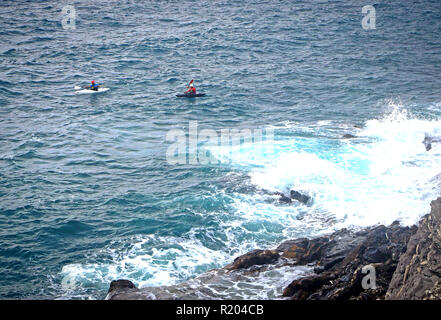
[186,81,196,95]
[90,80,99,91]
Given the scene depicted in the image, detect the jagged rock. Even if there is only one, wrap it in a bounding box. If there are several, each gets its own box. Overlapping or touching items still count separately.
[423,135,433,151]
[278,233,361,297]
[386,198,441,300]
[109,279,137,291]
[107,279,141,300]
[282,223,416,300]
[225,249,280,270]
[290,190,310,204]
[283,274,333,299]
[277,237,331,265]
[423,134,440,151]
[279,195,292,203]
[262,189,310,205]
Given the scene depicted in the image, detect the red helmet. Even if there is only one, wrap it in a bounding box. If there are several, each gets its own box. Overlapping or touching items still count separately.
[91,80,95,83]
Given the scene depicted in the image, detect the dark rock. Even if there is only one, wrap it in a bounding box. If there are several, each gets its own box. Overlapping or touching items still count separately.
[342,134,357,139]
[225,249,280,270]
[279,195,292,203]
[290,190,310,204]
[107,279,141,300]
[423,135,433,151]
[423,134,440,151]
[282,222,416,300]
[261,189,310,205]
[109,279,137,291]
[283,274,333,299]
[386,198,441,300]
[261,190,290,203]
[277,237,331,265]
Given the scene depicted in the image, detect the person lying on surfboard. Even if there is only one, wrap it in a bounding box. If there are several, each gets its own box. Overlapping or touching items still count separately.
[185,80,196,94]
[89,80,100,91]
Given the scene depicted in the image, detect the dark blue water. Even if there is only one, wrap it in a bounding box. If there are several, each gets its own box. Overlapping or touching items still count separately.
[1,0,441,299]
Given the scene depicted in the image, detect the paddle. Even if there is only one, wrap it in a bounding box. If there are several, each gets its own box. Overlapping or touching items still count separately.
[186,79,194,88]
[185,79,195,93]
[74,84,105,90]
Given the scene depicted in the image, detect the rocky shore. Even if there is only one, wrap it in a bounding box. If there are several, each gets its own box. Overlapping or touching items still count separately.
[106,197,441,300]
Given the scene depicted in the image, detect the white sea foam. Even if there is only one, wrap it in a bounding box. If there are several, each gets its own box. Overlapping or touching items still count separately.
[60,234,231,296]
[224,102,441,230]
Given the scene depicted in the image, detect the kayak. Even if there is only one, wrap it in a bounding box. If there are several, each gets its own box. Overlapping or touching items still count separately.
[176,93,206,98]
[75,86,110,94]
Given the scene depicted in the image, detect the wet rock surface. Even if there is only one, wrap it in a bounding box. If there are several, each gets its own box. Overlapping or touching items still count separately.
[260,189,311,205]
[289,190,310,204]
[106,279,143,300]
[342,134,357,139]
[386,198,441,300]
[282,222,417,300]
[225,250,280,270]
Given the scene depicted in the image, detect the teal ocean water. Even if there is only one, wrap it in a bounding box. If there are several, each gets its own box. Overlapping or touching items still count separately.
[1,0,441,299]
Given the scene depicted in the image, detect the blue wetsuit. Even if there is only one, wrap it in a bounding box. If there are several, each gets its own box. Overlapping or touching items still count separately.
[90,83,99,91]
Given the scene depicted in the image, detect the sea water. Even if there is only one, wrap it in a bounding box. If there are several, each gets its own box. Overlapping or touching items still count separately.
[0,0,441,299]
